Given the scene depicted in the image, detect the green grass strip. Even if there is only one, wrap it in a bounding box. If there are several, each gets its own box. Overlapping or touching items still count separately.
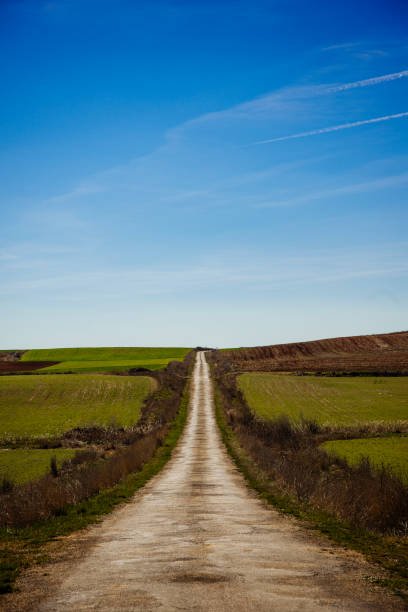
[22,347,192,362]
[40,358,180,373]
[213,383,408,603]
[0,386,190,596]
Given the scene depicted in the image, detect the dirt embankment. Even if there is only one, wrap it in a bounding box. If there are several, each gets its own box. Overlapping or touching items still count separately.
[223,331,408,374]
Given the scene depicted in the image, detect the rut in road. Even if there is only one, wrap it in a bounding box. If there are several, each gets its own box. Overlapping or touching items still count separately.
[39,352,401,611]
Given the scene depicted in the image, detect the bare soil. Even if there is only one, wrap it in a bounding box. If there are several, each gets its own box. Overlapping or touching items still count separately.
[0,362,59,373]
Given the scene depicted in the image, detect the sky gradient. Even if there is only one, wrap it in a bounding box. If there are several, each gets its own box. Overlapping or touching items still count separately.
[1,0,407,348]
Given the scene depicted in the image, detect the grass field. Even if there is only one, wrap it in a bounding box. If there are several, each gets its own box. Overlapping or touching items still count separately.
[22,347,191,361]
[39,358,177,373]
[238,373,408,425]
[0,449,78,484]
[322,437,408,483]
[20,347,192,373]
[0,374,155,441]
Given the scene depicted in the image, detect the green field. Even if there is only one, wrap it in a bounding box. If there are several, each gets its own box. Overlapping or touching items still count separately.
[0,374,155,440]
[39,358,177,373]
[21,347,192,373]
[238,373,408,425]
[322,437,408,483]
[0,449,78,484]
[22,347,191,361]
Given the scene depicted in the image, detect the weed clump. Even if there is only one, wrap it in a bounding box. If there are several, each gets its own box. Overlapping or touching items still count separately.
[50,455,58,477]
[0,477,14,494]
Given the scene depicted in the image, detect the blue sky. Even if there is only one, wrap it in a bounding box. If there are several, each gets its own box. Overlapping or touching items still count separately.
[1,0,407,348]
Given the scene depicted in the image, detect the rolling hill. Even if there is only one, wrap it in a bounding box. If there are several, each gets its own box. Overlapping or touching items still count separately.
[223,331,408,373]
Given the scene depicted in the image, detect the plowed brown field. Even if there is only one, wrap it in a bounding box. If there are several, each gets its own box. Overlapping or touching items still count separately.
[224,331,408,373]
[0,361,59,373]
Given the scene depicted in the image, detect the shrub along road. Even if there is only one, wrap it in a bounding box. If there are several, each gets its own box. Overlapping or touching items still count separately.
[12,353,403,610]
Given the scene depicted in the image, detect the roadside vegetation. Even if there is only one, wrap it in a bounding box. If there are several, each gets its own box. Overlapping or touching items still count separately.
[209,350,408,601]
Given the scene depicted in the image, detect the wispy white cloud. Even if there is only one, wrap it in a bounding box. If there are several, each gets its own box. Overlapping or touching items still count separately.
[253,112,408,145]
[0,253,18,262]
[45,184,105,204]
[322,42,360,52]
[0,243,82,270]
[33,69,408,210]
[1,244,407,298]
[321,42,390,62]
[175,69,408,131]
[256,172,408,208]
[354,50,389,61]
[159,156,328,205]
[24,205,87,232]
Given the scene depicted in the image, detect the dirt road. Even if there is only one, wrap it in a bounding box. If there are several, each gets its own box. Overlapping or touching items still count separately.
[37,352,400,611]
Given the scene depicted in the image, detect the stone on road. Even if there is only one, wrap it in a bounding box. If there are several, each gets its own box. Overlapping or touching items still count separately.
[39,352,401,611]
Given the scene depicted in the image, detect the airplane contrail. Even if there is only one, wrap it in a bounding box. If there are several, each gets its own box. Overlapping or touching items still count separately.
[254,111,408,145]
[329,69,408,92]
